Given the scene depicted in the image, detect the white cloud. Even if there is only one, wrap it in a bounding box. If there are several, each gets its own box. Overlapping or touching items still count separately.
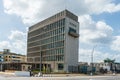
[0,30,26,55]
[9,30,27,54]
[3,0,120,25]
[110,36,120,52]
[8,30,26,41]
[3,0,44,25]
[12,40,26,54]
[79,15,114,45]
[78,15,120,62]
[79,48,104,63]
[84,0,120,14]
[104,2,120,13]
[0,41,11,50]
[79,48,120,63]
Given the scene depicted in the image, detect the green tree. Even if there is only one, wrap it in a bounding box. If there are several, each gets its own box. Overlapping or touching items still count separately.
[104,58,115,63]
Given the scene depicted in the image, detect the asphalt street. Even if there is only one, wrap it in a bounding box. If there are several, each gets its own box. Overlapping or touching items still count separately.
[0,72,120,80]
[0,75,120,80]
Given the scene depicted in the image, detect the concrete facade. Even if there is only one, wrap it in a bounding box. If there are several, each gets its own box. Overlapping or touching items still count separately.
[27,10,79,72]
[64,17,79,72]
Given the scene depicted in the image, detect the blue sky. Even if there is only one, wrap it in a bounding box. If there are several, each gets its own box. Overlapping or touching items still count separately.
[0,0,26,40]
[92,12,120,35]
[0,0,120,63]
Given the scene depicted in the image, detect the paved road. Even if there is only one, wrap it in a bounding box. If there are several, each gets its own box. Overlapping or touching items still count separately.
[0,75,120,80]
[0,73,120,80]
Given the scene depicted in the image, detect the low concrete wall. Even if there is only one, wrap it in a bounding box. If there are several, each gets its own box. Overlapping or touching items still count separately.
[15,71,30,77]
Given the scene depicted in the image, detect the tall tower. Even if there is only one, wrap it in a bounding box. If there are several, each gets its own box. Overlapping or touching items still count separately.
[27,10,79,72]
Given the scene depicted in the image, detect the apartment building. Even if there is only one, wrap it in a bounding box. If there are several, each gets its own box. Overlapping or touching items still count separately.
[27,10,79,72]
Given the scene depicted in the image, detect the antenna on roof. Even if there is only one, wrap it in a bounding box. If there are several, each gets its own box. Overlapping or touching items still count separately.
[65,0,67,10]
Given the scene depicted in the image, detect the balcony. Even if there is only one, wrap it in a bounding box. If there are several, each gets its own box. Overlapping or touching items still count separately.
[68,31,79,38]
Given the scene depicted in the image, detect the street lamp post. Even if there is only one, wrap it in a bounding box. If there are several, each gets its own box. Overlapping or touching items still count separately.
[39,46,42,76]
[40,49,42,72]
[91,45,96,76]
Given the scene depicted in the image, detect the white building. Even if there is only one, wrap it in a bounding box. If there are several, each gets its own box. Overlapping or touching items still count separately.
[92,63,110,72]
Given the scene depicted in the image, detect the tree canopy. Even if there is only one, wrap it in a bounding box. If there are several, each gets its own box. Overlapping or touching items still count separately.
[104,58,115,63]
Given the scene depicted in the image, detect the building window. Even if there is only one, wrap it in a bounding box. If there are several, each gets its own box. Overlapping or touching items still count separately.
[58,63,64,70]
[69,27,76,33]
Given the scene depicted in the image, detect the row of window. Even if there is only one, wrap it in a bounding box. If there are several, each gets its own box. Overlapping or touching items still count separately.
[28,34,65,47]
[41,35,64,45]
[42,48,64,56]
[28,27,65,42]
[27,52,40,57]
[27,47,64,60]
[28,55,64,62]
[2,59,21,62]
[28,18,65,37]
[42,55,64,61]
[28,41,64,53]
[41,41,64,50]
[27,47,40,53]
[0,56,21,58]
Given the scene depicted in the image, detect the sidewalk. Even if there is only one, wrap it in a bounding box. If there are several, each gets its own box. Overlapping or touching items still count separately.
[41,73,87,77]
[0,72,88,77]
[0,72,15,77]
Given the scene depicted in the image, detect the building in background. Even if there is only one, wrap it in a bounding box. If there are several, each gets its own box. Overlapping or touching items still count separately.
[0,49,26,62]
[27,9,79,72]
[0,49,27,71]
[0,52,4,62]
[78,62,89,74]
